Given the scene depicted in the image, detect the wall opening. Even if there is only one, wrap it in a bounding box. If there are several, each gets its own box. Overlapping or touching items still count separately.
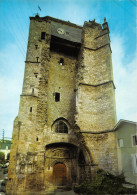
[36,57,39,62]
[32,88,34,94]
[52,118,70,134]
[133,135,137,146]
[55,121,68,133]
[41,32,46,40]
[30,107,32,112]
[54,92,60,102]
[34,73,38,78]
[59,58,64,65]
[53,163,67,186]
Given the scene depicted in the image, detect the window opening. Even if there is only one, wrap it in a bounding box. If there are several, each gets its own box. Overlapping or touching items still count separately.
[132,154,137,173]
[35,45,38,49]
[36,137,38,141]
[55,121,68,133]
[54,92,60,102]
[30,107,32,112]
[32,88,34,94]
[133,135,137,146]
[36,57,39,62]
[41,32,46,40]
[118,139,123,147]
[59,58,64,65]
[34,73,38,78]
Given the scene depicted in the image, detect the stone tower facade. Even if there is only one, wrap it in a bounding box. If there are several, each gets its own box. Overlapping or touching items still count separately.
[7,16,118,194]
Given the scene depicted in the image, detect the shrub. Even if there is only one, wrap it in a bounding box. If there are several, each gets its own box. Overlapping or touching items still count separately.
[74,169,137,194]
[7,153,10,161]
[0,151,5,163]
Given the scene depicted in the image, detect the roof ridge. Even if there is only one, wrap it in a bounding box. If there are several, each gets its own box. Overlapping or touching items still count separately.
[30,15,83,29]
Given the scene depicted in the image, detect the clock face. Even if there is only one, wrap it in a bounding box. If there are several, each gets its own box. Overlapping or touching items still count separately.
[57,28,65,35]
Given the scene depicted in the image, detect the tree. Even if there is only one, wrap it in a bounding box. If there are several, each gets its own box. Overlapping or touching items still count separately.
[0,151,5,163]
[74,169,137,194]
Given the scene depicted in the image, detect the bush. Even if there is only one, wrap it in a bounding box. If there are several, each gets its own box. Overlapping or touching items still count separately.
[74,169,137,194]
[0,152,5,163]
[7,153,10,161]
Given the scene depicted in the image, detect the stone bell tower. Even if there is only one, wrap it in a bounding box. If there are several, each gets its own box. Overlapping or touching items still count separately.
[7,16,118,194]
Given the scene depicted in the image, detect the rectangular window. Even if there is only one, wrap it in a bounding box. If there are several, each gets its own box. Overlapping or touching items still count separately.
[35,45,38,49]
[36,57,39,62]
[30,107,32,112]
[118,139,123,147]
[133,135,137,146]
[54,92,60,102]
[41,32,46,40]
[34,73,38,78]
[132,154,137,173]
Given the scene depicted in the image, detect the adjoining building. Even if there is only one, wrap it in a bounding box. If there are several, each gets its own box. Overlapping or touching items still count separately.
[7,15,122,194]
[115,120,137,185]
[0,140,11,160]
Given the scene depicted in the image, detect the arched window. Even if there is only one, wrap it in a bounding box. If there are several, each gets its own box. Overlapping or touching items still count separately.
[55,121,68,133]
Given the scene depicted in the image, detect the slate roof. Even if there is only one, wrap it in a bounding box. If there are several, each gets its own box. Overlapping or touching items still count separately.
[30,16,82,43]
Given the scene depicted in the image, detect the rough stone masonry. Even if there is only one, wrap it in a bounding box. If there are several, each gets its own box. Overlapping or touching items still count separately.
[6,16,118,194]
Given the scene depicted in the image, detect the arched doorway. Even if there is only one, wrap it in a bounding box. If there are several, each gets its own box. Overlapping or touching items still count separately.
[53,163,67,186]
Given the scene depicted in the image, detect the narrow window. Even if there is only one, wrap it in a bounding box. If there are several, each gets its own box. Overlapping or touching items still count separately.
[54,92,60,102]
[35,45,38,49]
[59,58,64,65]
[132,154,137,173]
[36,137,38,141]
[32,88,34,94]
[133,135,137,146]
[34,73,38,78]
[41,32,46,40]
[36,57,39,62]
[30,107,32,112]
[118,139,123,147]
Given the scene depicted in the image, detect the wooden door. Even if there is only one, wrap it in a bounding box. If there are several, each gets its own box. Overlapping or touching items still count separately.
[53,163,67,186]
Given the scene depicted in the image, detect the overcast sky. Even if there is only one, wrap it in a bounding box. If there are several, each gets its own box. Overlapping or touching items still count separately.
[0,0,137,139]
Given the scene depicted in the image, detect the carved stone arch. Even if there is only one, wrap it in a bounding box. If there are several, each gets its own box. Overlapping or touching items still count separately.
[51,118,71,133]
[51,159,71,186]
[80,145,93,165]
[51,158,69,167]
[77,145,93,182]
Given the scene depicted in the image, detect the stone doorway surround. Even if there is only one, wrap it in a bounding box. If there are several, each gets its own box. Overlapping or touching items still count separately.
[44,142,92,188]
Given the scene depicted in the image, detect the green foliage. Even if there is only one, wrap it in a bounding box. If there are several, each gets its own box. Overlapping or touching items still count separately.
[0,151,5,163]
[74,169,137,194]
[7,153,10,161]
[0,139,11,144]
